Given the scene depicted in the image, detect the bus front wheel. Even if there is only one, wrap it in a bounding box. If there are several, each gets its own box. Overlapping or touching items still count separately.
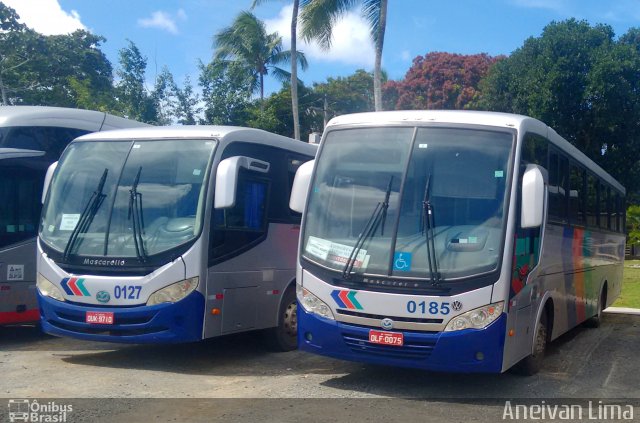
[514,311,547,376]
[263,286,298,352]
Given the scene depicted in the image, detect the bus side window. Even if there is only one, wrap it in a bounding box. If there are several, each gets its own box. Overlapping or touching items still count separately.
[210,170,269,262]
[599,184,610,230]
[569,164,585,226]
[522,133,547,166]
[612,192,619,232]
[586,174,598,227]
[5,127,88,158]
[0,165,46,249]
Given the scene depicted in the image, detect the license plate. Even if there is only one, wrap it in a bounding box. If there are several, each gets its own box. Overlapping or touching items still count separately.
[85,311,114,325]
[369,329,403,346]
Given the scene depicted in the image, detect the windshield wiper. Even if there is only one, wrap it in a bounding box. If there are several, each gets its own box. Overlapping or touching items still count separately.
[128,166,147,262]
[342,176,393,279]
[422,173,440,286]
[63,168,108,260]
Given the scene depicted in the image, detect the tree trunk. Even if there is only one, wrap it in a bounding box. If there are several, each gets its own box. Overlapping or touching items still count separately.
[260,72,264,111]
[373,0,388,112]
[291,0,301,140]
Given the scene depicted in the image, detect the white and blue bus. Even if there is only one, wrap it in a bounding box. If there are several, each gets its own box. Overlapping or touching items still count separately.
[37,126,316,349]
[290,111,625,374]
[0,106,148,326]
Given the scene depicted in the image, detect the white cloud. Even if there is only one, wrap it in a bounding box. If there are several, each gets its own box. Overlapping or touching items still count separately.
[401,50,411,61]
[138,10,184,35]
[2,0,85,35]
[265,5,375,67]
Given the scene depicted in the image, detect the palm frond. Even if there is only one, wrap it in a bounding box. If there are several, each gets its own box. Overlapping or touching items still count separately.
[300,0,358,50]
[362,0,382,44]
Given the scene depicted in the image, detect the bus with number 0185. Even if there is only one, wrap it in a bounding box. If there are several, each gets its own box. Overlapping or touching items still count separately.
[290,110,625,374]
[37,126,316,349]
[0,106,148,326]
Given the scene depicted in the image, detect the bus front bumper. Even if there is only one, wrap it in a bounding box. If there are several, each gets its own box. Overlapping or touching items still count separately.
[298,305,507,373]
[38,291,205,344]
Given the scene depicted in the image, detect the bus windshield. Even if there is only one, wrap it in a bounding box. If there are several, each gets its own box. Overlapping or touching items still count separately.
[301,126,514,282]
[40,139,216,261]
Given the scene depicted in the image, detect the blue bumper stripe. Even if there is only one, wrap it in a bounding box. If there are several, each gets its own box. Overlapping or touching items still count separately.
[298,303,507,373]
[38,291,205,344]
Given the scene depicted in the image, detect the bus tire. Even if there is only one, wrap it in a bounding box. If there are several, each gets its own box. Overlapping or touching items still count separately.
[514,311,547,376]
[263,286,298,352]
[584,287,606,328]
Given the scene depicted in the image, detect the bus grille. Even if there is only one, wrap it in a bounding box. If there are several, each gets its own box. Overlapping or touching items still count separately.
[341,331,437,360]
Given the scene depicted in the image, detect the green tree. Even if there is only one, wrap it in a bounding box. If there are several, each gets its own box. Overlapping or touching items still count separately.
[313,69,376,122]
[0,4,116,109]
[245,82,322,137]
[252,0,313,140]
[213,11,307,102]
[198,59,253,125]
[628,205,640,245]
[300,0,388,111]
[116,40,158,123]
[477,19,640,198]
[173,75,201,125]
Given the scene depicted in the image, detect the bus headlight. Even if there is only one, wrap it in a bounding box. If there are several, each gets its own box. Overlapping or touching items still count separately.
[444,301,504,332]
[36,273,65,302]
[296,284,334,320]
[146,277,199,306]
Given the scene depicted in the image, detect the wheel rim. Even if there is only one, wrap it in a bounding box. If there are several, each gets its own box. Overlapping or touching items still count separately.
[282,301,297,339]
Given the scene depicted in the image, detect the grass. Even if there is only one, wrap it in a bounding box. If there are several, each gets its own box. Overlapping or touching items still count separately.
[612,259,640,308]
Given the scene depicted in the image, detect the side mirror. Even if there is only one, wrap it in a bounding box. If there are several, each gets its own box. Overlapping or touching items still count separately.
[214,156,270,209]
[289,160,315,213]
[521,165,546,228]
[42,161,58,204]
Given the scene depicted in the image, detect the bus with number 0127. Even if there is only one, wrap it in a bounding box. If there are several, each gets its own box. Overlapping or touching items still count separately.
[290,110,625,374]
[0,106,148,326]
[37,126,316,349]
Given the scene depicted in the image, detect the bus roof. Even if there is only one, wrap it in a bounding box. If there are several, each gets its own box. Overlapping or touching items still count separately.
[74,125,318,156]
[325,110,625,194]
[0,106,149,132]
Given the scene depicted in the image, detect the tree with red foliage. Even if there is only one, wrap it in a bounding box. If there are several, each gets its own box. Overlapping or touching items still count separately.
[383,52,501,110]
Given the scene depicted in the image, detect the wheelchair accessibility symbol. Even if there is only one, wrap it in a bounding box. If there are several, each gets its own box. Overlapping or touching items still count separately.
[393,252,412,271]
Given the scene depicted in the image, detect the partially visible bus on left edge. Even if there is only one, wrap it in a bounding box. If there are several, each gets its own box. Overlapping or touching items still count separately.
[0,106,149,326]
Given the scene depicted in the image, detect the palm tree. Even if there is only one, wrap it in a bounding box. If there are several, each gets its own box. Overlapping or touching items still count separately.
[214,11,308,103]
[252,0,311,140]
[300,0,388,111]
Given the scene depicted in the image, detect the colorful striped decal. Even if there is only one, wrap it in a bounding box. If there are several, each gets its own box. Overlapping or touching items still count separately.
[331,290,363,310]
[60,278,90,296]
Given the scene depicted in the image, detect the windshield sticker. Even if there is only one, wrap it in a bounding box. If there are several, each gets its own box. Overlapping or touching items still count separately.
[494,170,504,178]
[306,236,331,260]
[47,225,55,232]
[393,252,412,272]
[133,144,141,149]
[7,264,24,281]
[418,143,428,149]
[306,236,368,269]
[192,169,202,176]
[59,214,81,231]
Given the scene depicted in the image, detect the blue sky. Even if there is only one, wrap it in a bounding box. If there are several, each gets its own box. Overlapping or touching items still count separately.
[5,0,640,96]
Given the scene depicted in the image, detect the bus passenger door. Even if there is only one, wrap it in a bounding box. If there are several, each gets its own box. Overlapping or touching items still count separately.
[206,155,271,336]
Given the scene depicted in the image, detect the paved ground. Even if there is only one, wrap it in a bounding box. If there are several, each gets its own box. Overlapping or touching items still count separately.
[0,313,638,422]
